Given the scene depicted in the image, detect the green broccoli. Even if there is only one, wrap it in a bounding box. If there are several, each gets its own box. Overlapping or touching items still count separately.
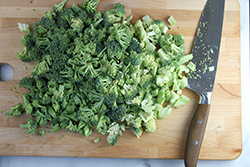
[7,0,193,147]
[82,0,100,14]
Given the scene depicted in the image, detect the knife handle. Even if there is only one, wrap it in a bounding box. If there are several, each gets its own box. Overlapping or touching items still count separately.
[184,104,210,167]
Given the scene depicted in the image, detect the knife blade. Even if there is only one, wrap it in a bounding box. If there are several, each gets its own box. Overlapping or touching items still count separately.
[184,0,225,166]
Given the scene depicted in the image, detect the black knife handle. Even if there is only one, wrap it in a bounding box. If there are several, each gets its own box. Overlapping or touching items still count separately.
[184,104,210,167]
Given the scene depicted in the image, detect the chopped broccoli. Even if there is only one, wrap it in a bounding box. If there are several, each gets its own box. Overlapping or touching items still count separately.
[82,0,100,14]
[7,1,194,147]
[168,16,176,26]
[18,23,30,33]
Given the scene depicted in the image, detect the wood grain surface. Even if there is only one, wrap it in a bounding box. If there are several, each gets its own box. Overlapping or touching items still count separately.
[0,0,241,160]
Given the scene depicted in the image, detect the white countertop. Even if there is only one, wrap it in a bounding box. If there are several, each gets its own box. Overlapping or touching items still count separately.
[0,0,249,166]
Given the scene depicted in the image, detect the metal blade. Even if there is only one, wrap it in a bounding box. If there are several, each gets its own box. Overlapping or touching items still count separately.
[187,0,225,99]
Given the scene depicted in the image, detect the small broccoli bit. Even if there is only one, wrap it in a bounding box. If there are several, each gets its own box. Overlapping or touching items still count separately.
[18,23,30,33]
[7,0,194,146]
[168,16,177,26]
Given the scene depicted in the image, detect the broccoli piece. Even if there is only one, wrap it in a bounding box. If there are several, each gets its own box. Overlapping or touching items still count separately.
[66,121,78,133]
[20,118,38,135]
[20,33,36,48]
[5,103,24,117]
[71,17,84,33]
[126,37,143,53]
[131,127,143,138]
[107,104,126,121]
[34,23,47,36]
[82,0,100,14]
[40,16,55,29]
[53,0,67,13]
[139,74,153,90]
[102,3,125,29]
[134,19,147,47]
[106,38,123,60]
[77,107,94,123]
[22,93,33,115]
[144,118,157,133]
[50,123,60,133]
[107,122,121,146]
[158,33,174,47]
[142,15,154,28]
[109,23,132,49]
[18,23,30,33]
[17,47,31,62]
[168,16,176,26]
[122,84,138,101]
[109,3,126,17]
[44,10,56,20]
[154,19,169,34]
[19,77,35,90]
[145,24,161,45]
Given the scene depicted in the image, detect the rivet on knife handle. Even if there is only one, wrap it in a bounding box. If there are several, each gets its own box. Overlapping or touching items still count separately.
[185,103,210,167]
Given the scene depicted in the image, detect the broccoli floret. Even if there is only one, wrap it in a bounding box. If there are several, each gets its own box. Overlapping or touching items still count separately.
[145,24,161,45]
[82,0,100,14]
[34,22,47,35]
[50,123,60,133]
[5,103,24,117]
[20,33,36,48]
[144,118,157,133]
[142,15,154,28]
[44,10,56,20]
[154,19,169,34]
[139,74,153,90]
[109,3,126,17]
[107,104,126,121]
[17,47,31,62]
[77,107,95,123]
[109,23,132,49]
[40,16,55,29]
[122,84,138,101]
[107,122,120,146]
[126,37,143,53]
[19,77,35,90]
[22,93,33,115]
[19,118,38,135]
[71,18,84,33]
[102,3,125,29]
[158,33,173,47]
[131,127,143,138]
[134,19,147,47]
[106,37,123,60]
[53,0,67,13]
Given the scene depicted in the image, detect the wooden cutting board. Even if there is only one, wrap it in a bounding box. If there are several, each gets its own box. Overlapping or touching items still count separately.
[0,0,241,160]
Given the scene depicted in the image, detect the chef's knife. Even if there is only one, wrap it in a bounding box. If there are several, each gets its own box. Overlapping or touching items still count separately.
[184,0,225,166]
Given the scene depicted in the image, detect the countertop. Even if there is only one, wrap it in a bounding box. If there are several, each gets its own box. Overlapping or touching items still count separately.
[0,0,249,166]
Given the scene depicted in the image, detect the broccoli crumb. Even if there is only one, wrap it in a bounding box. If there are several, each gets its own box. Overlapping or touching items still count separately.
[213,126,221,131]
[60,135,64,139]
[6,144,10,148]
[33,9,36,11]
[94,138,101,143]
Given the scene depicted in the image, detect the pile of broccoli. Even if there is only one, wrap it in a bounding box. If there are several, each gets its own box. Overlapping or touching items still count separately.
[6,0,194,146]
